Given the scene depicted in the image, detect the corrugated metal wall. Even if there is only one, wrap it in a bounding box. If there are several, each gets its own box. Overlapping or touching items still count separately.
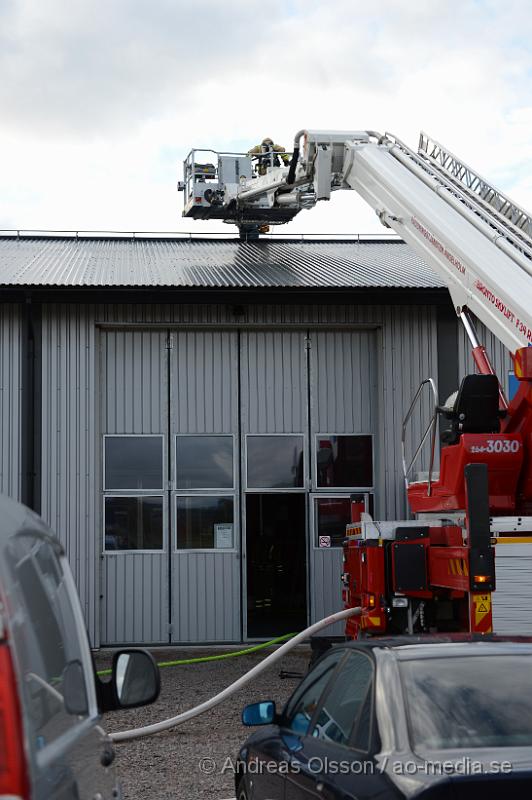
[0,298,523,643]
[0,304,22,499]
[40,305,99,643]
[381,305,440,520]
[36,301,442,644]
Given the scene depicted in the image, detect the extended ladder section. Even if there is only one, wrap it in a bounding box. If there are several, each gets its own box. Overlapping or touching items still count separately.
[419,133,532,248]
[336,132,532,354]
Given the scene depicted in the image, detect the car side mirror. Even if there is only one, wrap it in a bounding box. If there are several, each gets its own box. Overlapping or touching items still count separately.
[114,650,160,708]
[242,700,276,726]
[97,649,160,712]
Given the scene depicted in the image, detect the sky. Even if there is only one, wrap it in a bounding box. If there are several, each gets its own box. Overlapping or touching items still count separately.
[1,0,531,237]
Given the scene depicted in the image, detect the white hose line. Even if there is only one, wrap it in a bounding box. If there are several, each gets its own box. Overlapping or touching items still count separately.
[111,606,362,742]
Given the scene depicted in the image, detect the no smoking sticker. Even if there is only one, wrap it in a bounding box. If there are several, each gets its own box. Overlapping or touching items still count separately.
[319,535,331,548]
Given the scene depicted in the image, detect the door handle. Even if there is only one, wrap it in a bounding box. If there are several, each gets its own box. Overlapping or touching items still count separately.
[315,780,324,793]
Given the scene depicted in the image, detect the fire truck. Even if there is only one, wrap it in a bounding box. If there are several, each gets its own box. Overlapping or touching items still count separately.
[180,129,532,638]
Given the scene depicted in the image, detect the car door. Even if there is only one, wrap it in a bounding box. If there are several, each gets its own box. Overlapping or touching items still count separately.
[245,649,344,800]
[284,649,395,800]
[4,529,117,800]
[273,649,345,800]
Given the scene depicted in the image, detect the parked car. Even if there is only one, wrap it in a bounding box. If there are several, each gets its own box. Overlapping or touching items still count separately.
[238,636,532,799]
[0,494,160,799]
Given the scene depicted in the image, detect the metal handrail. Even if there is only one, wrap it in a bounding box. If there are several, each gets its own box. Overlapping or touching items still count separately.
[401,378,439,496]
[184,147,295,160]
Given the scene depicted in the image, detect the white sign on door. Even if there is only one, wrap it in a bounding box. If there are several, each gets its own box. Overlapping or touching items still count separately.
[214,523,233,549]
[319,535,331,548]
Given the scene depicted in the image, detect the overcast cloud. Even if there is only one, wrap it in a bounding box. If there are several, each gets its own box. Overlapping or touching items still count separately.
[1,0,531,235]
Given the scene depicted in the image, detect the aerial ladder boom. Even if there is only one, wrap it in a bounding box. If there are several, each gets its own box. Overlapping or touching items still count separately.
[181,130,532,353]
[339,132,532,356]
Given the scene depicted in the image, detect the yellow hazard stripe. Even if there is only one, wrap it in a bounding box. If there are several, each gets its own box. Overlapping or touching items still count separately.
[448,558,470,576]
[496,537,532,544]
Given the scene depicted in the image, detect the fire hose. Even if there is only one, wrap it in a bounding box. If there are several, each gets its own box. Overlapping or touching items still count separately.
[97,632,297,676]
[110,606,362,742]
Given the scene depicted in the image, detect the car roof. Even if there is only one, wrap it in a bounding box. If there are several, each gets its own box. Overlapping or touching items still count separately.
[336,634,532,660]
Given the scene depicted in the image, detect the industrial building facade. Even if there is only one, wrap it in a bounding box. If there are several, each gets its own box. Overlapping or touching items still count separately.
[0,235,530,646]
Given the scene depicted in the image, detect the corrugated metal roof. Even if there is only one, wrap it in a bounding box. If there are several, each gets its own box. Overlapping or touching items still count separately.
[0,236,444,289]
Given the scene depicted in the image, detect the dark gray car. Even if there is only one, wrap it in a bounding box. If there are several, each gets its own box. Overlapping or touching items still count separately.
[238,637,532,799]
[0,494,160,799]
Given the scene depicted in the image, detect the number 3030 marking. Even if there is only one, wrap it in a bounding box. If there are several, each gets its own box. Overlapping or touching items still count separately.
[486,439,520,453]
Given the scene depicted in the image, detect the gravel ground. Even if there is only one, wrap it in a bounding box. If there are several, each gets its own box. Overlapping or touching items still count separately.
[95,645,311,800]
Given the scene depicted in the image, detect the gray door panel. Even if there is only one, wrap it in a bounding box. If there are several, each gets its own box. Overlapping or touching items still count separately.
[241,330,308,434]
[170,331,240,643]
[100,330,169,645]
[172,550,240,641]
[241,331,309,638]
[101,550,169,644]
[309,331,378,633]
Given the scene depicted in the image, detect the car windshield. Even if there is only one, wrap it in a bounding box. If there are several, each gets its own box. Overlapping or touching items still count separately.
[400,654,532,750]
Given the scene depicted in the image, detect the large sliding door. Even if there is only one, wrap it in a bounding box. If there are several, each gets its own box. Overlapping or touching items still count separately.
[100,330,169,644]
[169,331,241,642]
[99,326,380,644]
[309,330,379,633]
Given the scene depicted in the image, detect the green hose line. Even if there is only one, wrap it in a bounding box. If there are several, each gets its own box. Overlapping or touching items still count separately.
[96,631,297,677]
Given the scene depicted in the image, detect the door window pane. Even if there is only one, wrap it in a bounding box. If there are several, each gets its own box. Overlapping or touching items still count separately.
[176,435,234,489]
[283,650,343,736]
[316,435,373,488]
[247,435,304,489]
[311,651,373,749]
[176,496,234,549]
[315,497,351,548]
[105,496,163,550]
[105,436,163,490]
